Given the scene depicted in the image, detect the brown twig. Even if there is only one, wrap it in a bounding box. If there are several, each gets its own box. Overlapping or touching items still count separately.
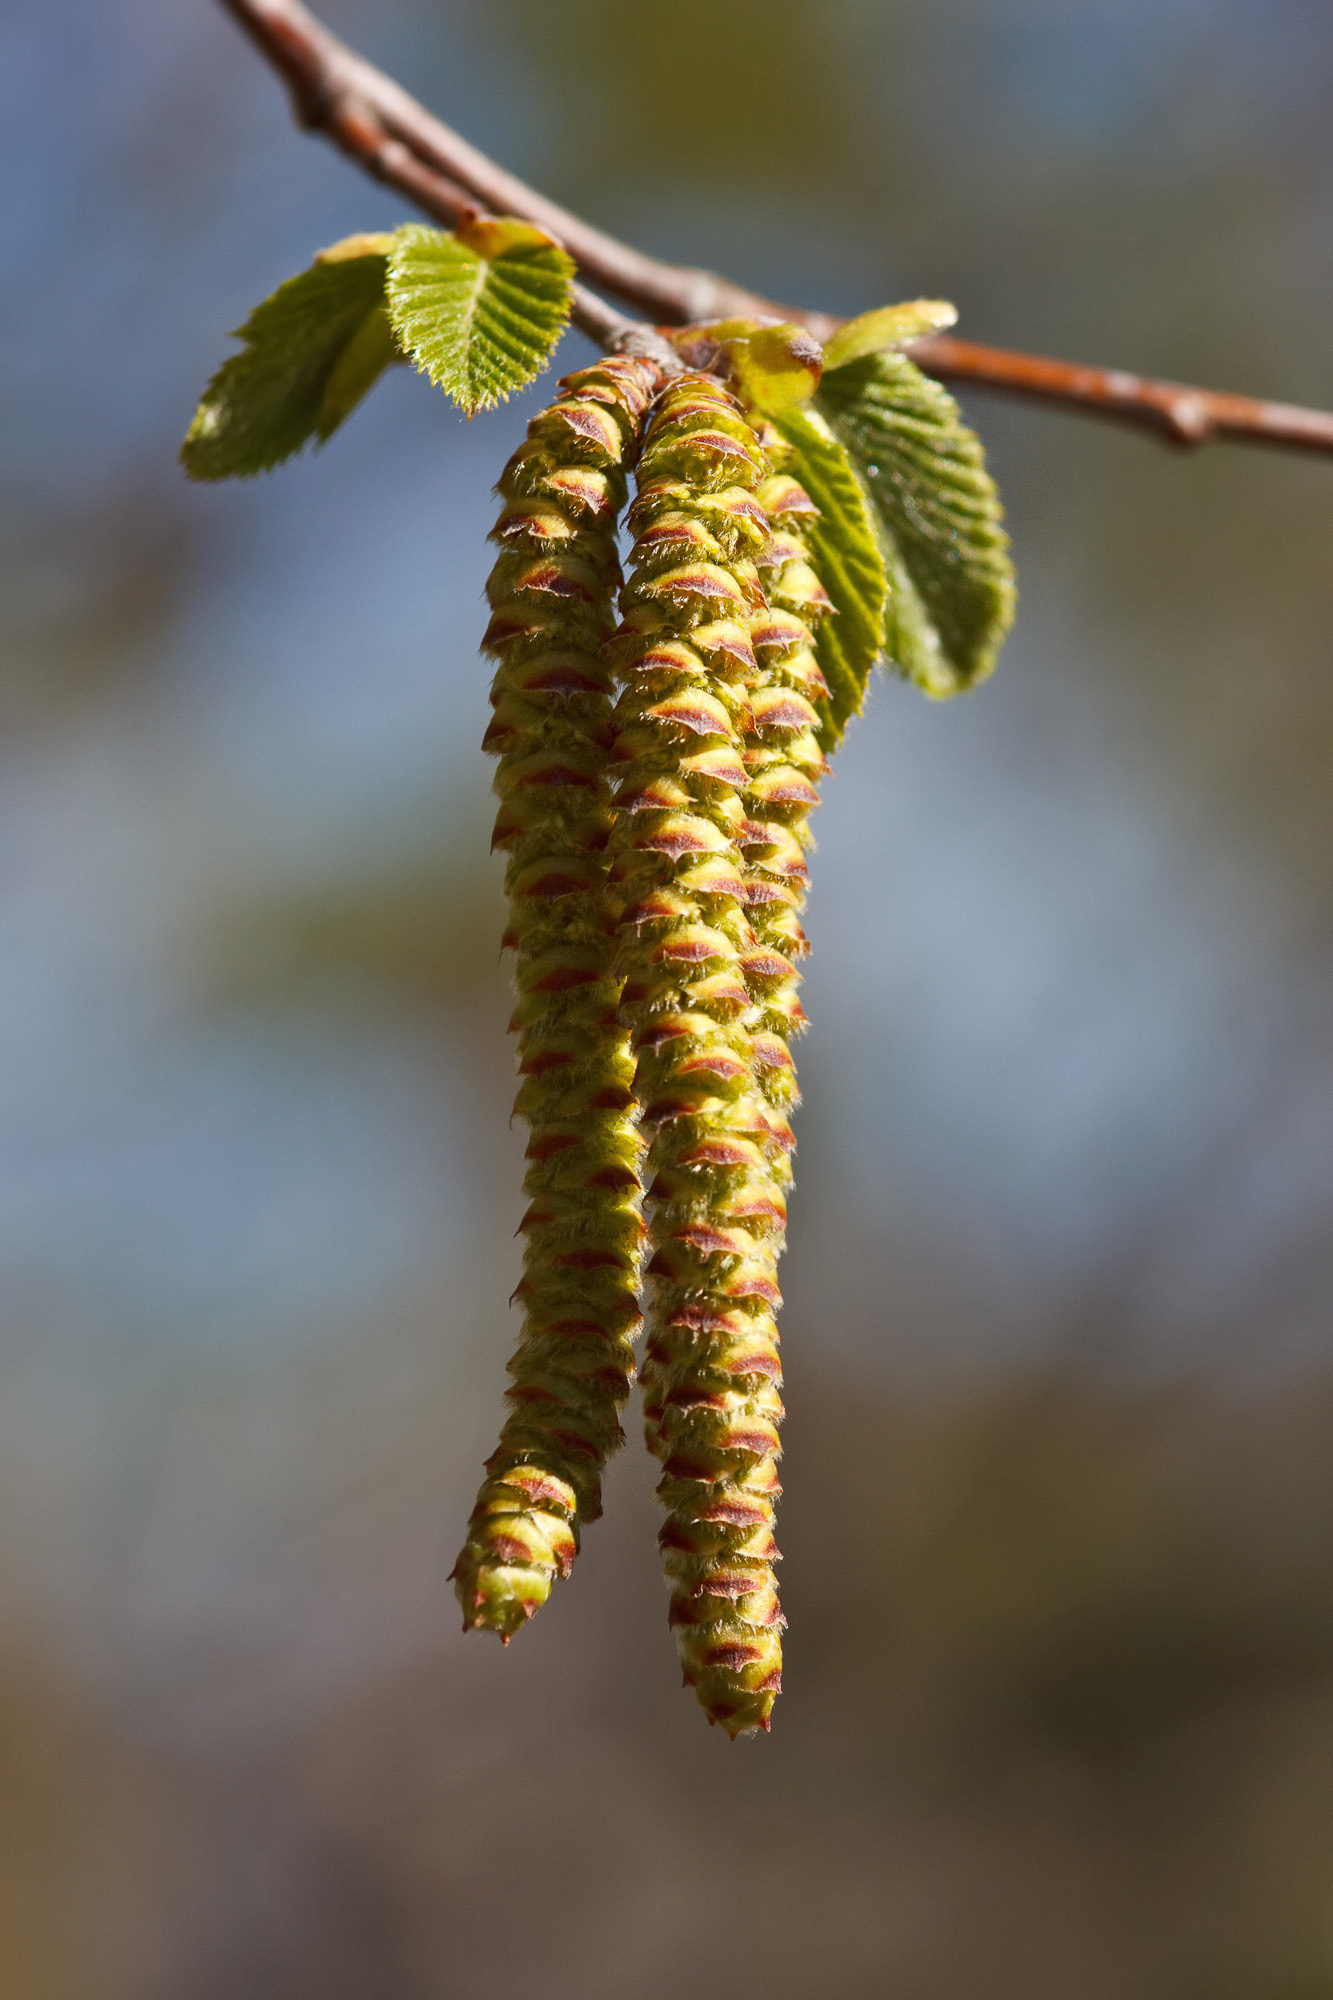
[218,0,777,330]
[902,334,1333,455]
[220,0,1333,460]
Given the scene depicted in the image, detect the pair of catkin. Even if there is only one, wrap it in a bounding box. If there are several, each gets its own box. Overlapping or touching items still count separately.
[452,357,829,1736]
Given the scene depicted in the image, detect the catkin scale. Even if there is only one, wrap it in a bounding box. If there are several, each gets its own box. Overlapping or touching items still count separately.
[740,444,824,1088]
[744,437,831,1143]
[452,355,659,1641]
[607,375,789,1735]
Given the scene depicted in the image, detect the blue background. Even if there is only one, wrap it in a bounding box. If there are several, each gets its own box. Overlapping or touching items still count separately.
[3,2,1333,1992]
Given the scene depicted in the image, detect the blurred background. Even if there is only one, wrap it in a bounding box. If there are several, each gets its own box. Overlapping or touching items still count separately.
[3,0,1333,1992]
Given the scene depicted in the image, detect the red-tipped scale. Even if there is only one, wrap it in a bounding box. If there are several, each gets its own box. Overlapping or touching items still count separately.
[605,372,790,1736]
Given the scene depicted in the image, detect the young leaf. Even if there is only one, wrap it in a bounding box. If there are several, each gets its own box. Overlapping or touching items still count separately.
[773,405,886,749]
[386,218,575,415]
[181,234,398,480]
[822,299,957,373]
[817,350,1016,697]
[722,322,823,414]
[672,319,822,413]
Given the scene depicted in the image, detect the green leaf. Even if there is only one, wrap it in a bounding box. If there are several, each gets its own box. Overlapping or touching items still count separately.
[817,350,1016,697]
[773,405,887,750]
[721,322,823,413]
[822,299,957,373]
[181,234,399,480]
[385,217,575,415]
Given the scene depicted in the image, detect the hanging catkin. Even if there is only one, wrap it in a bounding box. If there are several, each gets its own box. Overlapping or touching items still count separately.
[605,373,788,1735]
[452,354,660,1640]
[183,175,1022,1738]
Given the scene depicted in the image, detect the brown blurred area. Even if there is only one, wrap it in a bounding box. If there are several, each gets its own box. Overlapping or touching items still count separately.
[13,1377,1333,1996]
[3,0,1333,1993]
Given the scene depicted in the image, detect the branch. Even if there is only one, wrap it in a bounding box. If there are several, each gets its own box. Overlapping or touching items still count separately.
[218,0,779,328]
[902,334,1333,456]
[221,0,1333,460]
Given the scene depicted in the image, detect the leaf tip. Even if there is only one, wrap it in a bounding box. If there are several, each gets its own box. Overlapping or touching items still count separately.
[823,299,959,373]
